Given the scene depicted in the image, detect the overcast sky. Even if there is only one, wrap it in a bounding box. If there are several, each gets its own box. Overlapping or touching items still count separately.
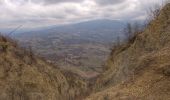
[0,0,165,29]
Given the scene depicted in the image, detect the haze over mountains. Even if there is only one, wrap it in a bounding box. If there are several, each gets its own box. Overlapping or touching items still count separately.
[1,3,170,100]
[15,19,126,78]
[0,0,170,100]
[16,19,126,41]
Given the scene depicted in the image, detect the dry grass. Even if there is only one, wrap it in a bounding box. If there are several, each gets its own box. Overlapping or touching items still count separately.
[85,3,170,100]
[0,34,89,100]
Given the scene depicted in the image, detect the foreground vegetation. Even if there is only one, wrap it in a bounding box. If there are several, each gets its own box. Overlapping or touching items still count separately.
[0,2,170,100]
[86,3,170,100]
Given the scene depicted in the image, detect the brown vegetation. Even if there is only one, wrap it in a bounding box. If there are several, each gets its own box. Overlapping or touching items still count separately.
[0,34,88,100]
[86,3,170,100]
[0,2,170,100]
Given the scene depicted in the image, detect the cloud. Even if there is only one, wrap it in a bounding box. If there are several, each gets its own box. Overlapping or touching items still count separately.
[32,0,84,5]
[95,0,126,5]
[6,0,84,5]
[0,0,164,29]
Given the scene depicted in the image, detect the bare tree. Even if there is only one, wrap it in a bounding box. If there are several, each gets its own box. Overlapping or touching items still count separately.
[145,0,169,27]
[133,22,140,33]
[146,0,170,22]
[124,23,133,42]
[28,46,34,60]
[147,4,161,21]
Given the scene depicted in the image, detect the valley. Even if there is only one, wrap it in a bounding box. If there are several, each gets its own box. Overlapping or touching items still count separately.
[0,1,170,100]
[15,19,125,78]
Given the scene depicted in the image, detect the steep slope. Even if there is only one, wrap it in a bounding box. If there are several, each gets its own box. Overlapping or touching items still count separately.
[0,35,87,100]
[86,3,170,100]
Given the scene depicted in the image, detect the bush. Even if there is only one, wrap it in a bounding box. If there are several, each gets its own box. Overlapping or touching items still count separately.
[0,43,8,52]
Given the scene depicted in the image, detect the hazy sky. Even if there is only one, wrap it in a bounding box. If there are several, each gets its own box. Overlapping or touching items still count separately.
[0,0,165,29]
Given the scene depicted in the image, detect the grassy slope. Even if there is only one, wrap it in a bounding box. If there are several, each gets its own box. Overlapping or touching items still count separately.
[86,3,170,100]
[0,36,70,100]
[0,35,88,100]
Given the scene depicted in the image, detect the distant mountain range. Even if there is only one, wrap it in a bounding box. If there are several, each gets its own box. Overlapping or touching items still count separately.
[16,19,126,42]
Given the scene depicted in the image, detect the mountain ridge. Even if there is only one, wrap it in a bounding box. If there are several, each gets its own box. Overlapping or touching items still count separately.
[85,3,170,100]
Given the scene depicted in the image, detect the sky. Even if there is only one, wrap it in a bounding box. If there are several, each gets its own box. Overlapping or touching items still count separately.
[0,0,166,29]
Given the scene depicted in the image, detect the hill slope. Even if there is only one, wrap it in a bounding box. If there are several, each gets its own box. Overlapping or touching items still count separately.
[86,3,170,100]
[0,35,87,100]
